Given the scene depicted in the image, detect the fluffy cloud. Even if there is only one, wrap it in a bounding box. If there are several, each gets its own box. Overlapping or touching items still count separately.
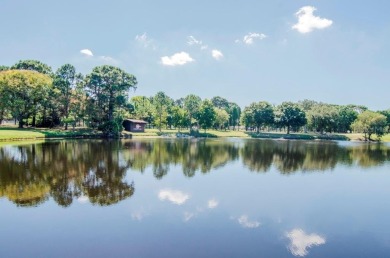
[161,52,194,66]
[237,215,260,228]
[207,199,219,208]
[286,229,326,257]
[188,35,208,50]
[211,49,223,60]
[158,189,190,205]
[236,33,267,45]
[80,49,93,57]
[292,6,333,34]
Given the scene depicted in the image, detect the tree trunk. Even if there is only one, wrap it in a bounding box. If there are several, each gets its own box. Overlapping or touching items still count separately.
[18,117,23,128]
[32,115,36,127]
[287,126,290,134]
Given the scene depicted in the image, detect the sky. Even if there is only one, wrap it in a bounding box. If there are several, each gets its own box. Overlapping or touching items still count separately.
[1,0,389,110]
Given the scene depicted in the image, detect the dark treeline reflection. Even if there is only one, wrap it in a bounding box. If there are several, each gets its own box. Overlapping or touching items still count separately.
[1,139,390,207]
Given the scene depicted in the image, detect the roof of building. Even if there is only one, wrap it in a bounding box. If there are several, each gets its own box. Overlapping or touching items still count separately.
[123,119,148,124]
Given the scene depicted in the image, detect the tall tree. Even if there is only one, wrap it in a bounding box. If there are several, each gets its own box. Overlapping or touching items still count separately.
[152,91,173,132]
[54,64,83,130]
[275,102,307,134]
[0,70,52,128]
[198,99,216,133]
[250,101,274,133]
[214,108,230,130]
[85,65,137,136]
[184,94,202,128]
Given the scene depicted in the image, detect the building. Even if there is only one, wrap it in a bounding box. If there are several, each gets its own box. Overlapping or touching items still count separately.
[123,119,148,132]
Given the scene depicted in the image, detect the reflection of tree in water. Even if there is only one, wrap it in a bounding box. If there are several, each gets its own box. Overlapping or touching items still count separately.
[0,140,134,207]
[122,139,240,178]
[349,144,390,168]
[1,139,390,207]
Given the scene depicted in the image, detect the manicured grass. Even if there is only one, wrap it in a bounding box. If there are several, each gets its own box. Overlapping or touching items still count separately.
[341,133,390,142]
[0,126,101,141]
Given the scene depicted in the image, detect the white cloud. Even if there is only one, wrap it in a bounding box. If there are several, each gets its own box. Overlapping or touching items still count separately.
[237,215,260,228]
[161,52,194,66]
[211,50,223,60]
[208,199,219,209]
[236,33,267,45]
[80,49,93,57]
[135,32,155,48]
[158,189,190,205]
[286,229,326,257]
[292,6,333,34]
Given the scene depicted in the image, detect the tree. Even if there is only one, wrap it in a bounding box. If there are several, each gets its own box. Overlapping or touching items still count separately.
[351,111,387,141]
[152,91,173,132]
[198,99,216,133]
[250,101,274,133]
[85,65,137,137]
[336,105,358,133]
[240,106,254,131]
[306,104,338,134]
[171,106,188,132]
[184,94,202,128]
[130,96,154,126]
[378,109,390,133]
[275,102,307,134]
[214,108,230,130]
[0,66,9,72]
[11,60,52,75]
[53,64,83,130]
[228,102,241,130]
[211,96,229,109]
[0,70,52,128]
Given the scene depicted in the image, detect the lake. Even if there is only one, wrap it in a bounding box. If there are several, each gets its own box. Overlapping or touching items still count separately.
[1,138,390,258]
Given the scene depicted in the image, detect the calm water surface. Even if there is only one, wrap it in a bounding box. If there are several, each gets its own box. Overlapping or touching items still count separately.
[1,138,390,258]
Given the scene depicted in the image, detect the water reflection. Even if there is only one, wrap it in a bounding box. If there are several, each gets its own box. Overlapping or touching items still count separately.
[1,139,390,208]
[286,229,326,257]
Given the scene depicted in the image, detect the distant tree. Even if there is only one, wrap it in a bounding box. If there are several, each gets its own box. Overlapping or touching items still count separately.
[131,96,154,125]
[251,101,274,133]
[378,109,390,133]
[85,65,137,136]
[171,106,188,131]
[228,102,241,130]
[336,105,358,133]
[214,108,230,130]
[198,99,216,133]
[0,70,52,128]
[240,106,254,131]
[152,91,173,132]
[307,104,338,133]
[275,102,306,134]
[53,64,83,130]
[351,110,387,141]
[184,94,202,128]
[0,66,9,72]
[211,96,229,109]
[11,60,52,75]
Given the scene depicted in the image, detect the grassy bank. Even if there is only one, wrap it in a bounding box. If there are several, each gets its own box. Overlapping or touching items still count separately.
[0,126,101,141]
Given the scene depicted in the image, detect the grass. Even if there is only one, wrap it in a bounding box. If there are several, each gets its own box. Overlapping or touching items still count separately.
[0,126,101,141]
[341,133,390,142]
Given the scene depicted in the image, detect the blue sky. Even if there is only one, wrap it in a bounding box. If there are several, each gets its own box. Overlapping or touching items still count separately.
[1,0,389,110]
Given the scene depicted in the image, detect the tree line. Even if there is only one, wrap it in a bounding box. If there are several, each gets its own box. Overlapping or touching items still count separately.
[1,60,389,140]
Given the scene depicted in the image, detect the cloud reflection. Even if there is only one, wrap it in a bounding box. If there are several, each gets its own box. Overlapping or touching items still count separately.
[208,199,219,209]
[158,189,190,205]
[286,229,326,257]
[237,215,260,228]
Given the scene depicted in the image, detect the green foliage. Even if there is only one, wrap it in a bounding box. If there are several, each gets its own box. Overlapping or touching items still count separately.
[214,108,230,130]
[275,102,306,134]
[184,94,202,127]
[152,91,173,131]
[85,65,137,137]
[0,70,53,128]
[351,110,387,141]
[198,99,216,132]
[11,60,52,75]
